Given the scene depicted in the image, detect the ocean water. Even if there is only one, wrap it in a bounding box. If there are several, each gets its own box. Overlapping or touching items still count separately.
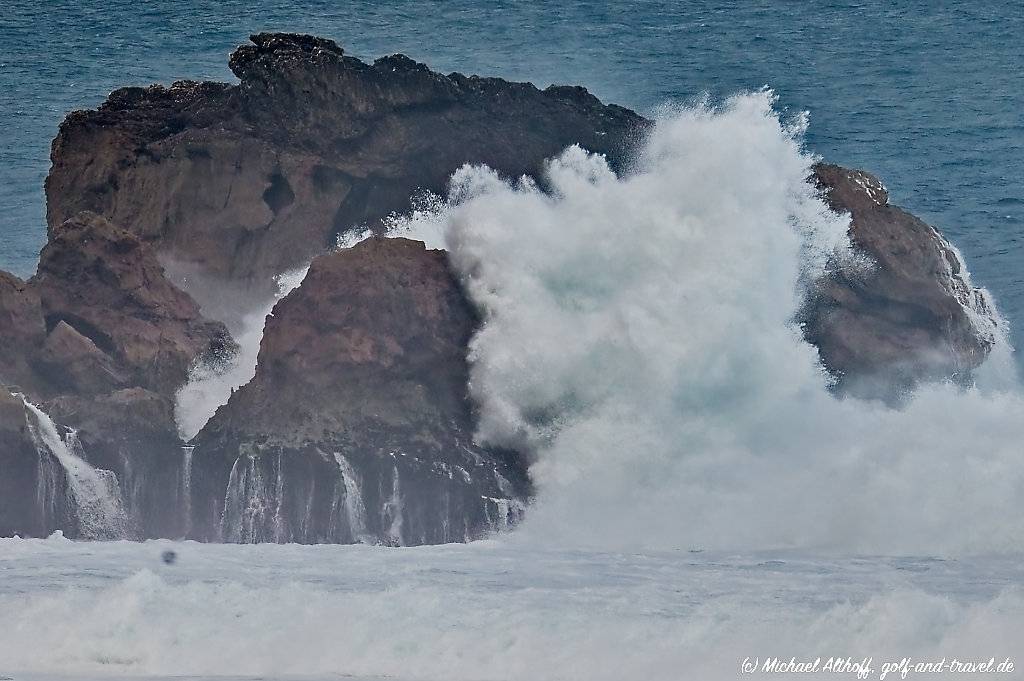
[1,1,1022,351]
[11,83,1024,681]
[4,4,1024,679]
[1,535,1022,681]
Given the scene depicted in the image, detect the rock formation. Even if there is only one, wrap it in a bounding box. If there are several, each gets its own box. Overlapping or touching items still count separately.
[0,271,46,394]
[5,33,642,542]
[0,33,1004,542]
[33,212,235,395]
[47,33,646,287]
[0,213,231,539]
[190,238,527,544]
[0,390,43,537]
[806,164,999,400]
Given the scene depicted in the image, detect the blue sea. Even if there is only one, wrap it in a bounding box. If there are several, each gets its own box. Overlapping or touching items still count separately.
[2,1,1022,354]
[2,2,1022,339]
[3,5,1024,679]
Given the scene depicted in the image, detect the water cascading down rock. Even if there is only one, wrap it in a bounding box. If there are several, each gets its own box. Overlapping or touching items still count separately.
[0,32,1005,542]
[188,237,530,545]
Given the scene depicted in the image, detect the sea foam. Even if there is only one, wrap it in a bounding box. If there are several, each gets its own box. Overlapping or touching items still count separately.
[390,90,1024,556]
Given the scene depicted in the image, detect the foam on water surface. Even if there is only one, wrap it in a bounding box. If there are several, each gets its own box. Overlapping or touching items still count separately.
[389,93,1024,556]
[0,537,1021,681]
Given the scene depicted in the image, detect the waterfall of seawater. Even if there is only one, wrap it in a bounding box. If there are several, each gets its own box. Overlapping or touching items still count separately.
[180,445,194,535]
[221,454,289,543]
[383,465,405,546]
[222,455,263,543]
[331,452,370,543]
[21,397,130,540]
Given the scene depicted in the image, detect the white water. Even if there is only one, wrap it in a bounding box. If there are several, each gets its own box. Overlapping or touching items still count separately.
[332,452,370,542]
[21,398,129,540]
[391,91,1024,556]
[173,266,309,440]
[6,94,1024,680]
[0,537,1020,681]
[384,465,405,546]
[179,446,193,534]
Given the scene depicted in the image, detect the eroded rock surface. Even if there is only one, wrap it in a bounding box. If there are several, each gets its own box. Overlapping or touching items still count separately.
[0,33,1005,543]
[806,164,999,399]
[31,212,234,395]
[190,238,527,544]
[47,32,646,285]
[0,212,232,539]
[0,272,46,394]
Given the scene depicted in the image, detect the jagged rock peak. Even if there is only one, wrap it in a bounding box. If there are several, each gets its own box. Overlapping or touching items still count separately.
[814,163,889,211]
[47,33,647,283]
[229,33,346,80]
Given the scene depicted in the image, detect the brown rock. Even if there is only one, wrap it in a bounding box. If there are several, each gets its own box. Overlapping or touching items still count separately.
[33,321,128,394]
[0,271,46,392]
[215,237,478,441]
[46,33,648,284]
[190,237,528,544]
[6,34,1004,544]
[30,211,235,396]
[805,164,997,399]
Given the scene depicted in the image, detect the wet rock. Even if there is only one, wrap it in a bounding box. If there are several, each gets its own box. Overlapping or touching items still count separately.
[190,238,529,544]
[0,213,233,541]
[30,211,235,396]
[45,388,188,539]
[2,34,1004,543]
[805,164,999,399]
[0,390,43,537]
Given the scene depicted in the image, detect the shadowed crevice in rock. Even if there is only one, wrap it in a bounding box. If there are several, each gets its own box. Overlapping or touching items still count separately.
[262,171,295,214]
[0,33,1003,542]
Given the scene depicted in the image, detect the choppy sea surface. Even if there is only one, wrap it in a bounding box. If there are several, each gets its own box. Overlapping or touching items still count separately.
[1,0,1022,351]
[1,536,1022,681]
[3,4,1024,680]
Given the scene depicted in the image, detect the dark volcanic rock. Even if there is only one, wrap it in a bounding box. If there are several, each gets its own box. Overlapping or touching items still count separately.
[190,237,528,544]
[47,33,647,284]
[2,33,1004,544]
[805,164,998,398]
[0,390,45,537]
[45,388,190,539]
[30,211,235,396]
[0,212,233,541]
[0,271,47,394]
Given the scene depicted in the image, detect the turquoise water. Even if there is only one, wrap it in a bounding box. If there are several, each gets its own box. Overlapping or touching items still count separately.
[2,0,1022,349]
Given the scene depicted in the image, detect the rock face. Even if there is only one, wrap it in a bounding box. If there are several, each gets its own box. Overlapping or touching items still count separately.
[805,164,999,399]
[189,238,527,544]
[47,32,646,286]
[0,390,44,537]
[0,212,232,539]
[32,212,235,395]
[0,33,1004,543]
[0,272,46,394]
